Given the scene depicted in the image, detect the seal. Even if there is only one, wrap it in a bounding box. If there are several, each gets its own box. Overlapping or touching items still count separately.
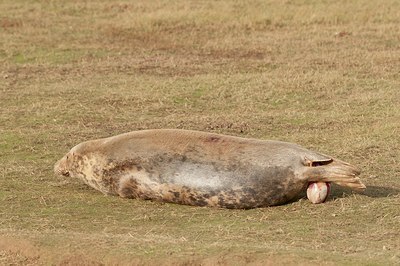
[54,129,365,209]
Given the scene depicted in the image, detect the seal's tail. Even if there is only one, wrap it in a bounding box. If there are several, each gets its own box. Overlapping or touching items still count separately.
[304,159,366,191]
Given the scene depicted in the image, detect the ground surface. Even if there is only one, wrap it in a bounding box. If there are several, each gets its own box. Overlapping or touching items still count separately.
[1,0,399,265]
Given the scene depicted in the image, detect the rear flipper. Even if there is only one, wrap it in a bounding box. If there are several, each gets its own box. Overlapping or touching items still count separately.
[302,157,366,191]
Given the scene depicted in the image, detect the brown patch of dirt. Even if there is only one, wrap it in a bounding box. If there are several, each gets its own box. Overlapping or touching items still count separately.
[0,17,22,28]
[157,253,328,266]
[58,254,104,266]
[0,236,326,265]
[0,236,41,265]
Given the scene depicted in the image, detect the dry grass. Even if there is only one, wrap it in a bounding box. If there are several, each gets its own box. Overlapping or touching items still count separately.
[1,0,400,265]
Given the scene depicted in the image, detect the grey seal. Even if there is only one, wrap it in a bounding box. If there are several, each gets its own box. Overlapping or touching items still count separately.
[54,129,365,209]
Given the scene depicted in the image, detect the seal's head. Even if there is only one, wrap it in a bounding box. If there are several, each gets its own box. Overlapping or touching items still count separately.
[54,145,79,177]
[54,142,91,178]
[54,139,117,195]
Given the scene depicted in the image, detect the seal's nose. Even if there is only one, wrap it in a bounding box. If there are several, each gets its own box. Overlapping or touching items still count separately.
[54,157,69,177]
[61,170,70,177]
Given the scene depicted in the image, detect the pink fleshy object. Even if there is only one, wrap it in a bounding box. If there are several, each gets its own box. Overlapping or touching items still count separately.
[307,182,331,204]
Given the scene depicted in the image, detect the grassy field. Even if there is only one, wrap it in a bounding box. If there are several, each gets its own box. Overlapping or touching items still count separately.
[1,0,400,264]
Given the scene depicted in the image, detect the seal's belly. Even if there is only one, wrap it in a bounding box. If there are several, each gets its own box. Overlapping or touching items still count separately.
[165,162,230,190]
[106,156,304,209]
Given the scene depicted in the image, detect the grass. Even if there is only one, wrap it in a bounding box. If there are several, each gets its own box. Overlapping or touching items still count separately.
[1,0,400,264]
